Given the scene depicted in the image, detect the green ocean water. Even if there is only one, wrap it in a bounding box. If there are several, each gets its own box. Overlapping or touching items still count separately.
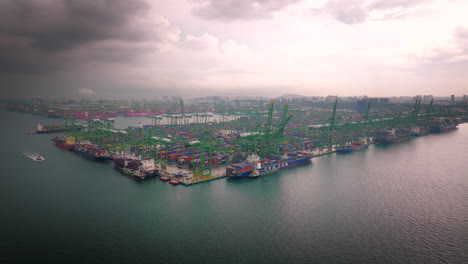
[1,107,467,264]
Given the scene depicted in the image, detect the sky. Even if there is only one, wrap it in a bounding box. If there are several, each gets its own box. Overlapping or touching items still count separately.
[0,0,467,99]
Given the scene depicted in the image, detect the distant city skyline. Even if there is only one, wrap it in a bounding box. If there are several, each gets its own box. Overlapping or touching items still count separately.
[1,0,467,99]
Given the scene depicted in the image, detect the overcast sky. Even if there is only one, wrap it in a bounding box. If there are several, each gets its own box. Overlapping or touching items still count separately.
[1,0,467,99]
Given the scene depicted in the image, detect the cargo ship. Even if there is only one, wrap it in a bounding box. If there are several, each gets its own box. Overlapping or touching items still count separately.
[429,118,459,133]
[336,142,368,154]
[44,110,63,118]
[74,143,111,162]
[410,126,431,136]
[122,168,146,181]
[52,136,76,151]
[35,123,77,134]
[73,111,117,119]
[375,128,411,144]
[226,152,311,178]
[112,154,158,179]
[122,109,157,116]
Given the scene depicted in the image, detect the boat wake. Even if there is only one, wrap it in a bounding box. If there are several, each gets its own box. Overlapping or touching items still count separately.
[24,152,45,161]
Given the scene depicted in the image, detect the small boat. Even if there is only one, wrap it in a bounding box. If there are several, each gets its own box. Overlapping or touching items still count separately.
[26,152,45,161]
[169,179,180,185]
[34,155,45,161]
[159,175,170,181]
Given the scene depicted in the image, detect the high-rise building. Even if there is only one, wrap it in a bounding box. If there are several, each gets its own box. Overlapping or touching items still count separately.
[379,98,389,104]
[451,94,455,104]
[357,99,368,114]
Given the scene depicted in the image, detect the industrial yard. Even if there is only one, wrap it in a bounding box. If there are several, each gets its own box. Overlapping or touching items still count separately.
[8,96,468,185]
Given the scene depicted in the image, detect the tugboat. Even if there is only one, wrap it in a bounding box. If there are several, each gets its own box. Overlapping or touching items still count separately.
[169,179,180,185]
[159,175,170,181]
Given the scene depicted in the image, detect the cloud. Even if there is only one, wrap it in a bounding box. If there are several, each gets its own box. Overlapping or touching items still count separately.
[367,0,429,10]
[316,0,436,25]
[0,0,151,52]
[191,0,302,20]
[220,39,251,57]
[323,0,368,25]
[76,88,97,96]
[411,25,468,64]
[0,0,180,74]
[454,26,468,52]
[182,33,220,50]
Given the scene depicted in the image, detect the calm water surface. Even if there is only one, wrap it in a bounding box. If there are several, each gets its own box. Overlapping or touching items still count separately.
[1,108,467,264]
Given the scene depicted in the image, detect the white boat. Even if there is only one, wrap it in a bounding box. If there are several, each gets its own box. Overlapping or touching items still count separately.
[25,152,45,161]
[34,155,45,161]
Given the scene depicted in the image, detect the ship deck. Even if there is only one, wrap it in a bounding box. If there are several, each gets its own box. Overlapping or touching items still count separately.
[159,164,229,186]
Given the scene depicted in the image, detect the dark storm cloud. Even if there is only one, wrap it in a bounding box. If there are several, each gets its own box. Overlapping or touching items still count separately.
[0,0,150,52]
[191,0,302,20]
[0,0,176,76]
[89,43,156,63]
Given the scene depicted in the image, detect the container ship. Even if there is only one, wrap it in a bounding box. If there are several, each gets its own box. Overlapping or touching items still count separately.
[122,109,158,116]
[410,126,431,136]
[226,152,311,178]
[52,136,76,151]
[375,128,411,144]
[429,118,459,133]
[122,167,146,181]
[44,110,63,118]
[336,142,368,154]
[112,154,158,179]
[35,123,78,134]
[73,111,117,119]
[74,143,111,162]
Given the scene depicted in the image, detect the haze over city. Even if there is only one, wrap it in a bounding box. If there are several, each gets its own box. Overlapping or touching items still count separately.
[1,0,467,99]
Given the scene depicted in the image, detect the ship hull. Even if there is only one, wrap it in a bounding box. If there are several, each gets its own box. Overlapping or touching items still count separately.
[227,155,311,178]
[123,113,157,116]
[73,114,117,119]
[113,157,158,178]
[74,149,111,162]
[411,131,431,136]
[430,126,457,133]
[336,144,368,154]
[377,136,411,144]
[122,171,145,181]
[36,128,71,134]
[54,141,75,151]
